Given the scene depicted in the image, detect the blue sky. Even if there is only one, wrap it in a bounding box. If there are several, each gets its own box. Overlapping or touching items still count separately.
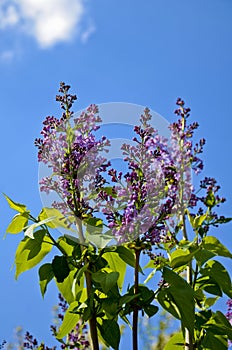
[0,0,232,346]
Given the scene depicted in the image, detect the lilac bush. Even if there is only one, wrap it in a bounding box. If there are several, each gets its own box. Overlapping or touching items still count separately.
[4,83,232,350]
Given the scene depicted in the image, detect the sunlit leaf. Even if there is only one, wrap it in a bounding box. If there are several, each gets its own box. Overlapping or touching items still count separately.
[56,301,80,339]
[164,332,184,350]
[15,229,53,278]
[103,252,126,291]
[4,194,27,213]
[38,207,73,230]
[202,236,232,258]
[6,212,29,234]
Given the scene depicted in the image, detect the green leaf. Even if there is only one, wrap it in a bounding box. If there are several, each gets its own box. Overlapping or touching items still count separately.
[170,249,196,269]
[196,275,222,297]
[15,229,53,279]
[56,269,84,304]
[84,216,103,228]
[143,259,155,269]
[6,212,29,234]
[204,297,219,309]
[158,268,195,335]
[163,332,184,350]
[200,332,228,350]
[119,293,138,307]
[4,194,27,213]
[102,297,119,317]
[202,236,232,258]
[38,207,73,230]
[116,246,142,272]
[39,263,54,297]
[195,249,215,267]
[97,319,120,350]
[205,190,216,208]
[52,256,70,283]
[56,301,80,339]
[103,252,126,291]
[203,311,232,340]
[143,304,158,318]
[157,289,181,320]
[92,271,119,294]
[200,260,232,298]
[194,214,208,228]
[102,187,117,197]
[57,236,74,256]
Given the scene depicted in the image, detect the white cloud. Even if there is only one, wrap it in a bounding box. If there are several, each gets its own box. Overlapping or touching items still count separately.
[0,0,91,48]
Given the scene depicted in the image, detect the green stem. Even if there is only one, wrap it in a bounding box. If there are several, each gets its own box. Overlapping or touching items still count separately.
[182,214,194,350]
[178,110,194,350]
[133,248,141,350]
[76,218,99,350]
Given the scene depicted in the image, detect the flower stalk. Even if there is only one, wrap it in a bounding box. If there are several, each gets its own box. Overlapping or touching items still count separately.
[132,247,141,350]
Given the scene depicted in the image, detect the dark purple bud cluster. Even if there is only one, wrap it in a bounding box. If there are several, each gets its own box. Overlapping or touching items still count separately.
[24,332,38,349]
[23,332,56,349]
[198,176,226,207]
[56,82,77,121]
[175,98,191,117]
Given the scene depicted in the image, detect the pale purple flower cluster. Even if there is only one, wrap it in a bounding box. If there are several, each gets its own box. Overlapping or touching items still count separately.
[97,108,172,243]
[169,98,205,215]
[36,85,204,245]
[98,101,204,244]
[35,83,110,220]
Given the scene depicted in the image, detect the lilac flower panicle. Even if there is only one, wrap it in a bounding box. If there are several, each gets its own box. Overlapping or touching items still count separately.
[36,83,110,227]
[99,101,205,244]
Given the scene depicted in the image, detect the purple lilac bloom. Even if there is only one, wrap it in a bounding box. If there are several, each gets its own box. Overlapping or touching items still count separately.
[98,108,175,244]
[100,101,204,244]
[35,83,110,225]
[169,99,205,217]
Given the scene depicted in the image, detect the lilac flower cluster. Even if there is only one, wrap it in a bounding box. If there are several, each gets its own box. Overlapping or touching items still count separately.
[97,108,172,243]
[98,101,204,244]
[35,83,110,221]
[36,85,204,245]
[169,98,205,214]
